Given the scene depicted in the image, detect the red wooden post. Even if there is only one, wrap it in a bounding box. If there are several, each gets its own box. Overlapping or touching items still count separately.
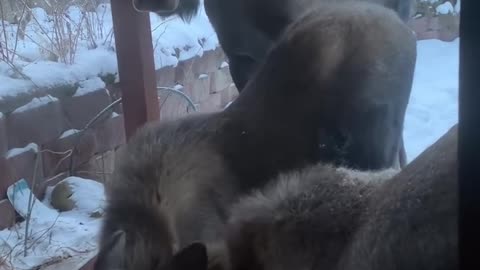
[111,0,160,139]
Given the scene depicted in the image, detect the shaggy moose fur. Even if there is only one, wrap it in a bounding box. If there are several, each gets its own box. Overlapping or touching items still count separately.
[95,2,416,270]
[225,1,416,170]
[216,124,458,270]
[133,0,416,169]
[241,0,413,45]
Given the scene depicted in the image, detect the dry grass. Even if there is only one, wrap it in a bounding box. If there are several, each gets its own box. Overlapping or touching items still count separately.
[1,0,113,66]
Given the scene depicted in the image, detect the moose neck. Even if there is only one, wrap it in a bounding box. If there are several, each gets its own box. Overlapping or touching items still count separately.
[220,45,325,190]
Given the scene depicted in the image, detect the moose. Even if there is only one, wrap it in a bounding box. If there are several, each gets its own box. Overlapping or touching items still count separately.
[133,0,416,169]
[94,2,417,270]
[133,0,414,92]
[216,123,458,270]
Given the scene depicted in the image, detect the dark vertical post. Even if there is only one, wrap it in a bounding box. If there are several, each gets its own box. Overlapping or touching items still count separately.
[111,0,160,139]
[458,0,480,269]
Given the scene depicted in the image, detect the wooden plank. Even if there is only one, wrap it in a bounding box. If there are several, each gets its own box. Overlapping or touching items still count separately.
[110,0,160,139]
[77,254,97,270]
[39,251,97,270]
[458,0,480,269]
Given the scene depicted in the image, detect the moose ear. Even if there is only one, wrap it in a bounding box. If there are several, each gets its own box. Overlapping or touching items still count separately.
[94,230,127,270]
[161,242,208,270]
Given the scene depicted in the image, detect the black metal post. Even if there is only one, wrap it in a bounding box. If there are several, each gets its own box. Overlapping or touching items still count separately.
[458,1,480,269]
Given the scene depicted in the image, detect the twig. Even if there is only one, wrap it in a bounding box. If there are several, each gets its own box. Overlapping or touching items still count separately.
[103,28,114,48]
[68,97,123,176]
[17,0,57,47]
[23,214,60,255]
[85,98,123,130]
[0,1,10,61]
[2,60,34,82]
[10,4,28,63]
[66,85,197,176]
[40,149,74,176]
[101,152,106,182]
[157,86,197,112]
[75,170,113,176]
[54,245,92,254]
[23,147,41,257]
[63,9,87,64]
[1,240,25,269]
[153,23,169,53]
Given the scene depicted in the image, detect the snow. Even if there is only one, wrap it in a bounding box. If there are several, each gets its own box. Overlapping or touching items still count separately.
[224,101,233,109]
[419,0,461,14]
[7,179,58,224]
[436,1,455,15]
[421,0,440,4]
[0,2,218,100]
[220,61,229,68]
[0,177,105,269]
[174,84,184,91]
[403,38,459,162]
[5,143,39,159]
[74,77,107,97]
[44,177,106,216]
[148,2,219,68]
[455,0,461,13]
[59,129,81,139]
[12,95,58,114]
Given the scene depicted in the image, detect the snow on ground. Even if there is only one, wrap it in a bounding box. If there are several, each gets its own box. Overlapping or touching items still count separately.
[0,177,105,269]
[436,1,455,15]
[455,0,461,13]
[0,2,218,100]
[5,143,39,159]
[74,77,107,97]
[403,38,459,162]
[11,95,58,114]
[59,129,81,139]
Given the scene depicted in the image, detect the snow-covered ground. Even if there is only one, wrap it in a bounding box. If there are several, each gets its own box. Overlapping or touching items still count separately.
[403,38,459,161]
[0,177,104,269]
